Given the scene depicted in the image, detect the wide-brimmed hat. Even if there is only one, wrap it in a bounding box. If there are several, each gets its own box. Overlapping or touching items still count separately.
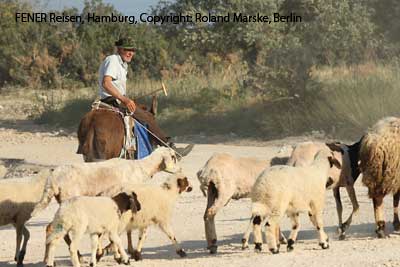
[115,37,136,50]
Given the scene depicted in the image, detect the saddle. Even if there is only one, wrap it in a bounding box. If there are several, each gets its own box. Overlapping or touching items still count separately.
[91,100,136,159]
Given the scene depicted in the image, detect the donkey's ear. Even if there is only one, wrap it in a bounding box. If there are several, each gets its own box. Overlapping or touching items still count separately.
[150,95,158,115]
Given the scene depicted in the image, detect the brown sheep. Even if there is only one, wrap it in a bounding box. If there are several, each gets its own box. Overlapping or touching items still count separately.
[287,140,362,240]
[360,117,400,238]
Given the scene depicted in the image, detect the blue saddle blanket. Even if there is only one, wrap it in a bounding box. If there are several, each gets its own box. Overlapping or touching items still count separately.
[134,122,152,159]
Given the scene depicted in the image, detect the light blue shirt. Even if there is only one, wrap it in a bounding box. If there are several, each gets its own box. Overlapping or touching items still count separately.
[98,54,128,99]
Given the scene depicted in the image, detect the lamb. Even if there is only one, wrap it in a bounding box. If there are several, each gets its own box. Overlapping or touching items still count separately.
[197,153,280,254]
[247,148,341,253]
[32,146,180,216]
[359,116,400,238]
[32,147,179,262]
[45,192,141,267]
[98,172,192,261]
[286,140,362,239]
[0,168,51,267]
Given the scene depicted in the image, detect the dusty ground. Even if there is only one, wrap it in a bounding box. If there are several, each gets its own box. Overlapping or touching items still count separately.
[1,126,400,267]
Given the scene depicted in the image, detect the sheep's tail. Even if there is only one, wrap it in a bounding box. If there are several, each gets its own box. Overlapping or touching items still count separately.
[196,168,208,197]
[77,111,94,155]
[44,221,68,263]
[45,221,69,245]
[197,167,221,198]
[32,175,57,217]
[251,202,269,219]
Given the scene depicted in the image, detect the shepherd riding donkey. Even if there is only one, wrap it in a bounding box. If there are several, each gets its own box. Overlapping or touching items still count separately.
[77,86,193,162]
[77,37,193,162]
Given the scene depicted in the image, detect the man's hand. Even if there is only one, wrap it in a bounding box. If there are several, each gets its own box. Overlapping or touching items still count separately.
[102,76,136,112]
[122,97,136,113]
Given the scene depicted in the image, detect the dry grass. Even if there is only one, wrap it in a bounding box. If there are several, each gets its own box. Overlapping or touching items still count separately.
[2,62,399,141]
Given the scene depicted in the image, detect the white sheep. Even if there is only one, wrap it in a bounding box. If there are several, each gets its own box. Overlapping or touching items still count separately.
[360,116,400,238]
[32,147,180,262]
[248,148,341,253]
[98,172,192,261]
[286,140,362,239]
[0,168,51,267]
[45,192,141,267]
[32,146,180,216]
[197,152,289,254]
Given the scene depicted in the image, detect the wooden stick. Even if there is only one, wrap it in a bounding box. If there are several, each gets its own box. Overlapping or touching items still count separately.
[134,82,168,100]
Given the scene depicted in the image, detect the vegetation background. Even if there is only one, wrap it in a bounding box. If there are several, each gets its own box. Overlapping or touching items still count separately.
[1,0,399,141]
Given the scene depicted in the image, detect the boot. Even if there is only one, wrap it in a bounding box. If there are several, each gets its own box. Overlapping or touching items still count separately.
[169,143,194,158]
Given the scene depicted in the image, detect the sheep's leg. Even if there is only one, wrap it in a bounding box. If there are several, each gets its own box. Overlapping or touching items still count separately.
[308,211,316,226]
[252,214,265,252]
[127,230,135,255]
[102,233,115,255]
[109,232,129,265]
[95,234,105,263]
[340,185,360,239]
[265,215,281,254]
[68,229,85,267]
[393,191,400,231]
[278,228,287,245]
[13,224,23,263]
[373,195,386,238]
[287,213,300,252]
[63,234,83,263]
[310,212,329,249]
[90,234,99,267]
[204,182,220,254]
[16,225,30,266]
[45,235,63,267]
[333,187,344,237]
[44,223,53,262]
[274,223,281,248]
[158,223,186,257]
[69,240,81,266]
[241,216,254,250]
[131,228,147,261]
[111,241,121,261]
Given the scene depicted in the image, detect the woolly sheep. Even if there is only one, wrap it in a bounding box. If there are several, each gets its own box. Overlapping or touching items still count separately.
[0,168,51,267]
[286,140,362,239]
[197,152,288,254]
[44,192,141,267]
[360,116,400,238]
[98,172,192,261]
[246,148,341,253]
[32,146,180,216]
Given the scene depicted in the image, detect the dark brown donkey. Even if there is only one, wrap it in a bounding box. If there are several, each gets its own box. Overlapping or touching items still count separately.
[77,97,157,162]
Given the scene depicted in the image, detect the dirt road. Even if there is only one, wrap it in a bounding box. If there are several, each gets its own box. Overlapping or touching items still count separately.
[0,128,399,267]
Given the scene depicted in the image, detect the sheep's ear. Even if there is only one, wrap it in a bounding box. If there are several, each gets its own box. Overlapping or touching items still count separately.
[326,142,344,154]
[112,192,131,213]
[328,156,342,169]
[129,192,141,213]
[177,177,190,193]
[325,177,334,189]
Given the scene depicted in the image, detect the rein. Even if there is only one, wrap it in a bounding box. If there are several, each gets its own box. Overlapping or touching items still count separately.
[131,117,184,159]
